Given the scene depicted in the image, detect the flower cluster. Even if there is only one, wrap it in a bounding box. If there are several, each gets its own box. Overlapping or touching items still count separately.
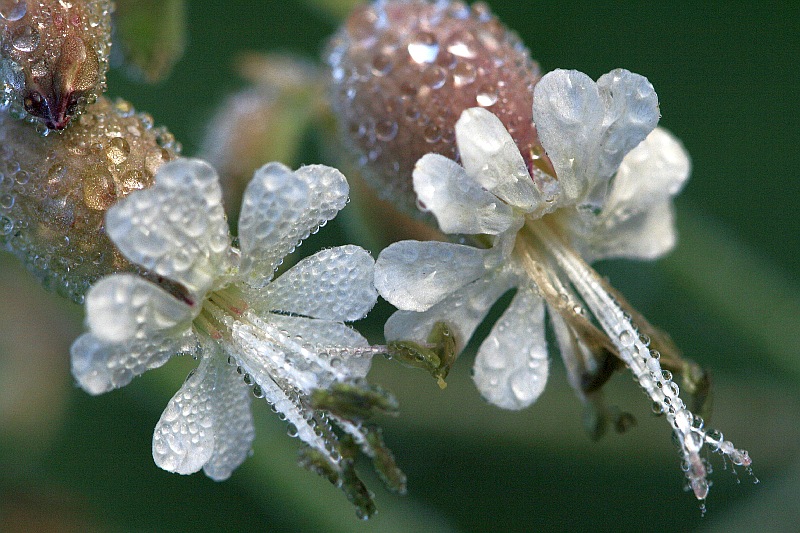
[0,0,756,519]
[70,158,405,518]
[374,67,750,499]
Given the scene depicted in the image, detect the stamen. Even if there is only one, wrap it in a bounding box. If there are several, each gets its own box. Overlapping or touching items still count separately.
[525,220,750,499]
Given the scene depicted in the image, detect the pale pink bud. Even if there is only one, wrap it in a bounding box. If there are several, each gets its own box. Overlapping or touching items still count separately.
[326,0,546,214]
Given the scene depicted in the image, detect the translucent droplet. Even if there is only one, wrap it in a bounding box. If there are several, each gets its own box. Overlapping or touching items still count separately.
[618,330,634,347]
[106,137,130,165]
[0,0,27,21]
[11,25,40,52]
[407,32,439,64]
[422,65,447,89]
[476,85,498,107]
[0,215,13,235]
[375,120,398,141]
[423,124,441,143]
[0,194,15,210]
[370,53,393,76]
[453,62,476,87]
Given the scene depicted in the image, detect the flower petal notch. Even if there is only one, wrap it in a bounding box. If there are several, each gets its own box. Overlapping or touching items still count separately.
[70,157,403,518]
[376,65,752,502]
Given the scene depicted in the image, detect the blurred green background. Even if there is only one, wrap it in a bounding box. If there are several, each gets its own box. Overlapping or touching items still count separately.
[1,1,798,531]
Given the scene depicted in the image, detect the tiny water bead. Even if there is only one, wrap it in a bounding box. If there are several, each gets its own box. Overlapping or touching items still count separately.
[0,96,179,303]
[327,0,545,215]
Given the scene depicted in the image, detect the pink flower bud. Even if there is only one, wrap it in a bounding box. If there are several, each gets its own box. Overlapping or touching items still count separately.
[0,96,179,303]
[326,0,547,214]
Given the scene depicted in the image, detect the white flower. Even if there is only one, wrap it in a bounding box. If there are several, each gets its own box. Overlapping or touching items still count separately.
[375,69,750,500]
[70,158,403,517]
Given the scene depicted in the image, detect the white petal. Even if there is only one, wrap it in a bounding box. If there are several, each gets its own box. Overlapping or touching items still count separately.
[252,245,377,321]
[85,274,194,344]
[604,127,690,218]
[384,266,518,355]
[238,163,349,286]
[472,286,549,410]
[70,327,196,395]
[575,201,678,262]
[413,153,515,235]
[455,108,540,210]
[375,240,492,312]
[107,159,232,301]
[533,69,659,206]
[152,353,254,479]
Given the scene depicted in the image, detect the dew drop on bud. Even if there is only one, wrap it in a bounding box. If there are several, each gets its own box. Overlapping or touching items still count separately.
[326,0,546,215]
[0,96,179,303]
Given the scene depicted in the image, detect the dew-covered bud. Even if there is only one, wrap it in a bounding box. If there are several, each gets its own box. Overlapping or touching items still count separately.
[0,96,179,303]
[1,0,113,131]
[326,0,545,214]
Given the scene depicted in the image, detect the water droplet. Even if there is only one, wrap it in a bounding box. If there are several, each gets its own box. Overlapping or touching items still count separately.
[0,0,27,21]
[423,124,441,143]
[0,215,13,235]
[106,136,130,165]
[11,24,40,52]
[453,62,476,87]
[422,65,447,89]
[618,330,634,347]
[476,85,498,107]
[408,32,439,64]
[0,194,15,210]
[375,120,398,141]
[447,36,477,59]
[286,423,299,438]
[370,53,393,76]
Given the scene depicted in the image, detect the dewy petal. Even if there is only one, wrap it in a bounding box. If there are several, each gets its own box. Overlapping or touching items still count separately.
[603,127,690,219]
[575,201,678,262]
[70,327,197,395]
[152,352,255,479]
[533,69,659,207]
[413,153,515,235]
[238,163,349,287]
[252,245,377,322]
[384,266,518,355]
[375,240,493,312]
[107,159,232,301]
[85,274,195,344]
[472,285,549,410]
[562,128,689,262]
[455,108,541,211]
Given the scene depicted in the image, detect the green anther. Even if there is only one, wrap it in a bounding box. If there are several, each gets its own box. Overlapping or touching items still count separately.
[310,382,399,421]
[365,426,407,495]
[297,446,339,486]
[387,321,457,389]
[340,459,377,520]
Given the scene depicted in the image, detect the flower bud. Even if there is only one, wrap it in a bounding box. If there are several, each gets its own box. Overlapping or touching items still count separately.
[326,0,545,214]
[0,96,179,303]
[1,0,113,131]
